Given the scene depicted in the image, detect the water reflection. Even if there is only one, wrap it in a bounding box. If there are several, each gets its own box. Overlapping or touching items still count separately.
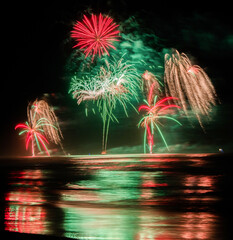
[62,206,174,239]
[63,170,141,204]
[62,206,218,239]
[4,169,47,234]
[180,212,220,240]
[5,205,46,234]
[2,155,227,239]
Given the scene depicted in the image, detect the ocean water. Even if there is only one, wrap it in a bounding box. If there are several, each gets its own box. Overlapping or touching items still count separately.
[0,154,232,239]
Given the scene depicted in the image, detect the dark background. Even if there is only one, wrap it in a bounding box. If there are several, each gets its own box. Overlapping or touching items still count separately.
[2,1,233,156]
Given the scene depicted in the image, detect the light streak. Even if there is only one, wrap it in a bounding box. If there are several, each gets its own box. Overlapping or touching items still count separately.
[164,49,217,128]
[138,84,182,153]
[15,99,64,156]
[15,119,53,156]
[71,13,120,60]
[29,99,63,146]
[70,56,139,152]
[141,70,162,101]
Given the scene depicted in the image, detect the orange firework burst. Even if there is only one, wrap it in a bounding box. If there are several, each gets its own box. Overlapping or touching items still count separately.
[164,49,217,128]
[29,99,63,145]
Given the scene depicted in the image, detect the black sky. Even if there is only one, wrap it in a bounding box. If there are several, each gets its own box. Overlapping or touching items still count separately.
[2,1,233,156]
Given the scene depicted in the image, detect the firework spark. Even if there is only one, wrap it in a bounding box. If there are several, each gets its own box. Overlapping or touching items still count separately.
[29,99,63,146]
[15,118,56,156]
[141,70,162,100]
[138,83,182,153]
[164,49,217,128]
[15,99,64,156]
[71,13,120,60]
[70,56,139,152]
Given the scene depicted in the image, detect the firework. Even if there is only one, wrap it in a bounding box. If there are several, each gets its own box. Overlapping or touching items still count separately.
[15,99,64,156]
[70,56,139,152]
[71,13,120,60]
[138,83,182,153]
[29,99,63,146]
[164,49,217,128]
[141,70,162,100]
[15,118,56,156]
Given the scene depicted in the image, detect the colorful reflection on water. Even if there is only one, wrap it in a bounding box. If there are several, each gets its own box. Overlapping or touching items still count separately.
[2,155,229,239]
[4,169,48,235]
[5,205,46,234]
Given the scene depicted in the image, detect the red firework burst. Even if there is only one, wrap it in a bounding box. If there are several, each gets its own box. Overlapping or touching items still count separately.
[71,13,120,59]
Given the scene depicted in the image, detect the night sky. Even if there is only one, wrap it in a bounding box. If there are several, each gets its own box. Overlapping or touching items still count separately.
[2,1,233,156]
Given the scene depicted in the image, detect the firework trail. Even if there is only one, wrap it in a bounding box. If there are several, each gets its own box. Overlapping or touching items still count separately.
[15,118,56,156]
[15,99,64,156]
[28,99,65,153]
[141,70,162,101]
[138,83,182,153]
[29,99,63,144]
[70,56,139,152]
[164,49,217,128]
[71,13,120,60]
